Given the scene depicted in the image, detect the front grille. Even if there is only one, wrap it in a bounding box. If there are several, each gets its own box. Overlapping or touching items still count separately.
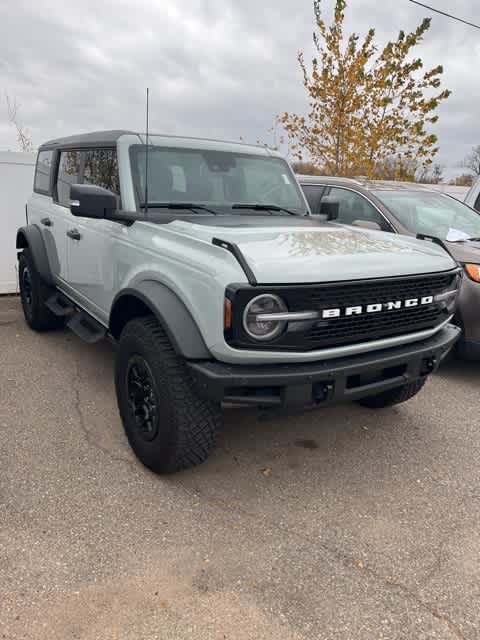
[286,274,454,311]
[227,271,457,352]
[303,305,443,348]
[289,273,453,349]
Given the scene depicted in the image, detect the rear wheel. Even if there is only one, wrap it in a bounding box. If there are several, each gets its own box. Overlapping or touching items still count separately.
[357,378,426,409]
[115,316,220,473]
[18,250,63,331]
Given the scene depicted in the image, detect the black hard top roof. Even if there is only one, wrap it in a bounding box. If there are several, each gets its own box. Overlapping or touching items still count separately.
[39,130,137,150]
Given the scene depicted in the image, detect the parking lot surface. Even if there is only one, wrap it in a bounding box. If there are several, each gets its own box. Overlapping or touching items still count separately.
[1,296,479,640]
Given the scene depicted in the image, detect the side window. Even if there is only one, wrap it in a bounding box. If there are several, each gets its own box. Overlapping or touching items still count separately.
[301,184,325,214]
[56,151,81,207]
[34,150,54,195]
[324,187,391,231]
[83,148,120,195]
[474,192,480,212]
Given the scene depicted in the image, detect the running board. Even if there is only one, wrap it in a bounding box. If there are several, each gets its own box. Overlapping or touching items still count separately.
[46,293,74,317]
[66,312,106,344]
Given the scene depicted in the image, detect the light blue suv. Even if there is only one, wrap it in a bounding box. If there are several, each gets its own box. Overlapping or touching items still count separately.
[17,131,461,472]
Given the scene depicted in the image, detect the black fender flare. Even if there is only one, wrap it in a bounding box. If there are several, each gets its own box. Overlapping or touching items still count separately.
[16,225,55,286]
[110,282,211,360]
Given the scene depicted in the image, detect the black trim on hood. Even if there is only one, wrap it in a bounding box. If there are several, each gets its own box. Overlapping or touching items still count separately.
[212,237,257,285]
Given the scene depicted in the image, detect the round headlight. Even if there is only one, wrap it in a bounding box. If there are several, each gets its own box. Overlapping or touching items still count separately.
[242,294,288,341]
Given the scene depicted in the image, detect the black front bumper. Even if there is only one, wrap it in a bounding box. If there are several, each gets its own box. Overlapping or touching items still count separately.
[187,324,460,409]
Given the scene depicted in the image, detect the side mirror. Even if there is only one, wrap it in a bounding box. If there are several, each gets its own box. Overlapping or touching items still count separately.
[319,198,339,220]
[352,219,382,231]
[70,184,117,219]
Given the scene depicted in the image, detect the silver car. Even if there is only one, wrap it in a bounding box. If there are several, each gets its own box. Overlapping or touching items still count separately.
[299,175,480,360]
[465,176,480,212]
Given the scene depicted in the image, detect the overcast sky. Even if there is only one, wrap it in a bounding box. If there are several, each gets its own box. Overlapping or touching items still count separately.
[0,0,478,175]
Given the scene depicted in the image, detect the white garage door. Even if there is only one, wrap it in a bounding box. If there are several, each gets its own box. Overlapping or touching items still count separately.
[0,152,36,294]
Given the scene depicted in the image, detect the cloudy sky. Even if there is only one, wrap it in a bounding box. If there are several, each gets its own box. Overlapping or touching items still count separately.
[0,0,478,175]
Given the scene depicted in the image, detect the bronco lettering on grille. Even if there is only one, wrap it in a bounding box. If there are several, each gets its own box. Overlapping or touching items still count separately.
[321,296,434,319]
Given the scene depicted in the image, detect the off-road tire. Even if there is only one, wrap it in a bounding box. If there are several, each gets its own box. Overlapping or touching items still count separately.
[18,249,63,331]
[115,316,221,473]
[357,378,426,409]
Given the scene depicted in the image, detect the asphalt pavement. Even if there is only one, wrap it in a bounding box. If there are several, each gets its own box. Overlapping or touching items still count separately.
[1,296,479,640]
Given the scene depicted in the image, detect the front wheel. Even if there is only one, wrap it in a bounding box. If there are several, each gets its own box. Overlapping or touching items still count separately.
[357,378,426,409]
[115,316,221,473]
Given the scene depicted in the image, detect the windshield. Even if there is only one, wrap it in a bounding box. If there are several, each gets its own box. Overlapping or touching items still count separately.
[130,145,307,214]
[373,190,480,241]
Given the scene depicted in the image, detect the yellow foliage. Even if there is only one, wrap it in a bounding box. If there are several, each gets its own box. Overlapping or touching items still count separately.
[277,0,451,178]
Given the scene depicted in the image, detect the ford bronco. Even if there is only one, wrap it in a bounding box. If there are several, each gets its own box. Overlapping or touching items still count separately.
[17,130,461,473]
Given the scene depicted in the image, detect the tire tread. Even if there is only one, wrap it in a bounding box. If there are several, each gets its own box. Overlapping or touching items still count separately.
[357,378,426,409]
[116,316,220,473]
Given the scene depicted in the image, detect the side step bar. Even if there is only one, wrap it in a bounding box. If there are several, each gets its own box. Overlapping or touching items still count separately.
[46,292,106,344]
[66,313,106,344]
[45,293,74,316]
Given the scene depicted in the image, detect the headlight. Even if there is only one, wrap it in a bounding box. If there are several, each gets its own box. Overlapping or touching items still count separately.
[242,294,288,341]
[464,264,480,283]
[433,271,462,314]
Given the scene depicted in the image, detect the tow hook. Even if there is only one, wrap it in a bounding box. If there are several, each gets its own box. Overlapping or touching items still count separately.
[421,356,437,375]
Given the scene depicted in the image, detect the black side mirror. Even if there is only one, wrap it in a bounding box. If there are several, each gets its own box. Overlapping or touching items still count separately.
[319,198,339,220]
[70,184,117,219]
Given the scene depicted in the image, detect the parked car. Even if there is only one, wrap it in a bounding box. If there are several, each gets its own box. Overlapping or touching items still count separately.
[16,133,460,473]
[299,175,480,360]
[464,176,480,212]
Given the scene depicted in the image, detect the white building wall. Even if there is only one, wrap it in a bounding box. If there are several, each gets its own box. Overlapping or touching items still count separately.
[0,152,36,293]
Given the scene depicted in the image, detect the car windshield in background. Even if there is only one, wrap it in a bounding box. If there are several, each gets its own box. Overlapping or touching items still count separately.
[130,146,307,214]
[373,190,480,242]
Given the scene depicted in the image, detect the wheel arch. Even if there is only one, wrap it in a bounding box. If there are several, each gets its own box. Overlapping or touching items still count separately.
[16,225,55,286]
[109,282,211,360]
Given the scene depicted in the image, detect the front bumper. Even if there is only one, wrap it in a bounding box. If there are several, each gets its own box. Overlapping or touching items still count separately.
[187,324,460,409]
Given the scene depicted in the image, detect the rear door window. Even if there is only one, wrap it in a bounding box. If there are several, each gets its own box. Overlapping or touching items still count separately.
[34,150,54,195]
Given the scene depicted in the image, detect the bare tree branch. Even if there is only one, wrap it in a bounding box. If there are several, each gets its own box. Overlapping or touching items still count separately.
[5,93,34,152]
[462,145,480,176]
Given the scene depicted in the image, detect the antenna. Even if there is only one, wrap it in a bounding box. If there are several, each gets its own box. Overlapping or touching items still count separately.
[144,87,149,214]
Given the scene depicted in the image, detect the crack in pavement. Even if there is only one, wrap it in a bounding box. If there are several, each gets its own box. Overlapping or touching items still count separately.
[71,357,138,472]
[67,355,470,640]
[176,485,468,640]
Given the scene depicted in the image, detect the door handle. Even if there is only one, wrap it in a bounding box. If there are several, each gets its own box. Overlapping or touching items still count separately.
[66,229,81,241]
[40,217,52,227]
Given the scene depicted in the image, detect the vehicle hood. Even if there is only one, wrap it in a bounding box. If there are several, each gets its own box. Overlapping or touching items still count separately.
[169,219,456,284]
[446,240,480,264]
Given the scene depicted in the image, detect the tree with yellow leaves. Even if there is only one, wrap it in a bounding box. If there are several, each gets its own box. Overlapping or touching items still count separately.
[278,0,450,178]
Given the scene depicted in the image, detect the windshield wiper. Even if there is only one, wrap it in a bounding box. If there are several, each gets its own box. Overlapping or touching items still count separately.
[141,202,219,215]
[232,203,301,216]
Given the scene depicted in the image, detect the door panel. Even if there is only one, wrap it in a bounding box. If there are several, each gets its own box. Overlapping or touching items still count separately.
[67,217,117,319]
[47,202,73,283]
